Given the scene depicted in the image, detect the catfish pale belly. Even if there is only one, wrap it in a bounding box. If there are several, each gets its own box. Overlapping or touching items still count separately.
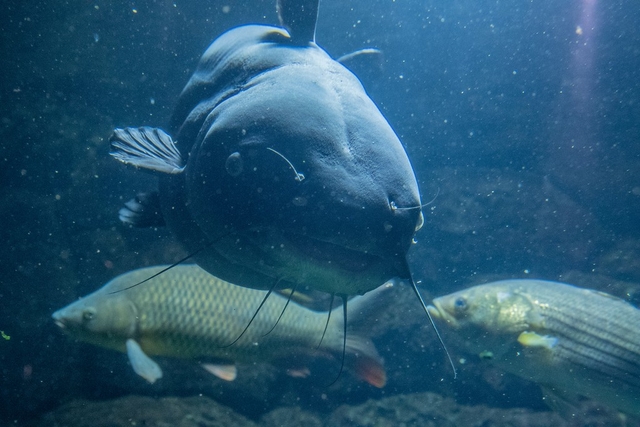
[109,0,423,296]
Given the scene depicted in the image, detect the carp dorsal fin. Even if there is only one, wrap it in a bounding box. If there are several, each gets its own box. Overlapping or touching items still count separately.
[276,0,319,44]
[126,338,163,383]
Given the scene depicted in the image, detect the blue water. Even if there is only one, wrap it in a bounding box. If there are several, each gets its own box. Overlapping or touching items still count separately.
[1,0,639,424]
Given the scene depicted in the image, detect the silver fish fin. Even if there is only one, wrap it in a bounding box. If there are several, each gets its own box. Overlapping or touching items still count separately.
[110,127,185,174]
[517,331,558,350]
[126,338,163,384]
[118,191,165,228]
[201,363,237,381]
[541,385,583,419]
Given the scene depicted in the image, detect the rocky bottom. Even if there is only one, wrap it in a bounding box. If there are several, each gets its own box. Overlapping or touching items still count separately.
[34,392,634,427]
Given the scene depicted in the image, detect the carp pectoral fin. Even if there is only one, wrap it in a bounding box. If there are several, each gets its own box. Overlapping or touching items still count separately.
[201,363,237,381]
[110,127,185,174]
[517,331,558,349]
[119,192,165,228]
[126,338,163,384]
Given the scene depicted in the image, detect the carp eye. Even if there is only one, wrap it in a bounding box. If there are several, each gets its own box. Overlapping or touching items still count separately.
[82,308,96,322]
[454,297,467,312]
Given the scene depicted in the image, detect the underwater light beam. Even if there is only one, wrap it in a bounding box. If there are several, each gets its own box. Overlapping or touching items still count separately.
[571,0,598,111]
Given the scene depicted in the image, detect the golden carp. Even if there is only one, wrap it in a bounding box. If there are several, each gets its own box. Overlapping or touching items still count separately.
[53,265,389,387]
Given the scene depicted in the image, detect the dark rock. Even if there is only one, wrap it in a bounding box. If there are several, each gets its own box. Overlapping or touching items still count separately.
[261,406,324,427]
[328,391,567,427]
[36,395,258,427]
[410,167,610,295]
[596,239,640,283]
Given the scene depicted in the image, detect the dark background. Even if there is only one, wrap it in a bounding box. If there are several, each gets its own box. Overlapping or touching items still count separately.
[1,0,639,423]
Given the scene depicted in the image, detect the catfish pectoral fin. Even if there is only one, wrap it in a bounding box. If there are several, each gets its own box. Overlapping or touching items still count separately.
[119,191,165,228]
[110,126,185,174]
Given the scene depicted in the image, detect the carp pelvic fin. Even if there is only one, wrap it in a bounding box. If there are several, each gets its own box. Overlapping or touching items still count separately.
[201,363,237,381]
[126,338,163,384]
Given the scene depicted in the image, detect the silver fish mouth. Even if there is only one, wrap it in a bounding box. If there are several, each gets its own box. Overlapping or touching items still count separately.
[427,301,458,327]
[426,304,441,318]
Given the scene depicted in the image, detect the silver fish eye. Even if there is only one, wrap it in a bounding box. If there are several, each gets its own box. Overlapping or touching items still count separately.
[454,297,467,311]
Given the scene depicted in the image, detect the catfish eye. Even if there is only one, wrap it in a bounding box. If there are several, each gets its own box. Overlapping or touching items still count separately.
[82,308,96,322]
[454,297,467,312]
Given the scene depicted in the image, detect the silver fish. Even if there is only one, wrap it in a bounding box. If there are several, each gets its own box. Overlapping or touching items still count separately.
[52,265,390,387]
[428,279,640,416]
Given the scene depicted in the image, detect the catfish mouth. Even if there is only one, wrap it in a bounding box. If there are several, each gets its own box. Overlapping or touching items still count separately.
[282,231,390,273]
[211,226,405,294]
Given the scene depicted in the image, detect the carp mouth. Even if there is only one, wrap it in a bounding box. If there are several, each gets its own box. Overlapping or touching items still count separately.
[52,309,69,330]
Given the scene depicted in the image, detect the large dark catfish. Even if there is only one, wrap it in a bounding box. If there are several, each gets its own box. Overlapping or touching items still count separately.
[110,0,423,297]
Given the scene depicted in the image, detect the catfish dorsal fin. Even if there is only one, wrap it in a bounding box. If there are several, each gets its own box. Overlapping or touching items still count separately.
[276,0,319,44]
